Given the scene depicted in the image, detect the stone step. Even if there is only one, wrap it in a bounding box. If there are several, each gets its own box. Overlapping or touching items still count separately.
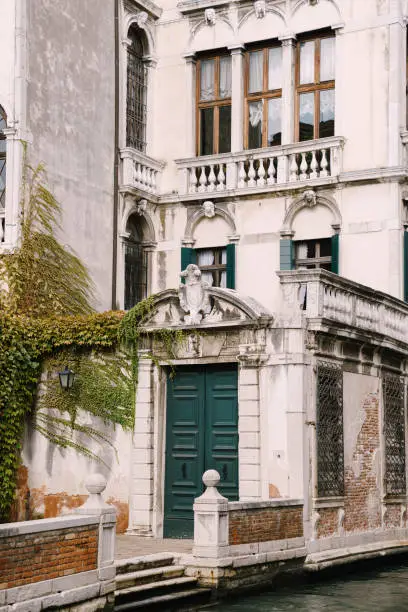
[114,586,212,611]
[115,552,176,575]
[115,576,198,604]
[116,565,185,590]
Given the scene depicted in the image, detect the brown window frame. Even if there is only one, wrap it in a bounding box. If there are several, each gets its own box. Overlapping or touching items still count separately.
[196,53,231,156]
[295,32,335,142]
[196,246,227,287]
[244,44,282,149]
[294,238,332,270]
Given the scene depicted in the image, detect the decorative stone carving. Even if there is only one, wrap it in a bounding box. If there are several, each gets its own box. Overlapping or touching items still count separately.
[135,198,148,215]
[254,0,266,18]
[308,0,319,5]
[179,264,212,325]
[237,343,268,367]
[135,10,148,26]
[303,189,317,207]
[202,200,215,218]
[204,8,216,25]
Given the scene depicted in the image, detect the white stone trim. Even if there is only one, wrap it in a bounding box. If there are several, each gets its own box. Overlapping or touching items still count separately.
[0,514,99,538]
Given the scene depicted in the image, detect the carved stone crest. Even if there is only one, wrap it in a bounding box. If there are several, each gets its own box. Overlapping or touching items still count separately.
[134,198,147,215]
[135,11,148,26]
[204,8,216,25]
[308,0,319,5]
[179,264,212,325]
[303,189,317,207]
[202,200,215,218]
[254,0,266,19]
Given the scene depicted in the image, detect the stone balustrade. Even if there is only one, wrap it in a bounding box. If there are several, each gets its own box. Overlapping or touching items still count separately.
[278,269,408,345]
[177,136,344,198]
[120,147,165,197]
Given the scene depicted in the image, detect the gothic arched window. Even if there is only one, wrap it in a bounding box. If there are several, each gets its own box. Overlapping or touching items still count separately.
[124,215,148,309]
[0,106,7,242]
[126,26,147,152]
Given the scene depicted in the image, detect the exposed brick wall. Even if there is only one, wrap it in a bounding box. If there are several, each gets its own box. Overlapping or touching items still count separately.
[229,505,303,546]
[344,390,381,533]
[384,504,403,528]
[0,525,98,590]
[317,508,338,538]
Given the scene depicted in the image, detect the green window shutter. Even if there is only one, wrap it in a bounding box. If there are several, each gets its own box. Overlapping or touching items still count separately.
[280,239,294,270]
[181,247,197,283]
[404,231,408,302]
[331,234,339,274]
[226,243,236,289]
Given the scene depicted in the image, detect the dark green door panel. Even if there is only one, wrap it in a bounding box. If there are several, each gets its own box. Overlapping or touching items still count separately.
[164,365,238,538]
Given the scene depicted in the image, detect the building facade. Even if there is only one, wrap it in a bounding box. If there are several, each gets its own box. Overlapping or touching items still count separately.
[3,0,408,552]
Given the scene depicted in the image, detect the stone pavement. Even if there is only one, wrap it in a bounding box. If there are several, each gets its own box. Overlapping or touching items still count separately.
[115,534,193,559]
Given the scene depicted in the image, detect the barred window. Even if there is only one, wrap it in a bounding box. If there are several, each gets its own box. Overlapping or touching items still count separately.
[124,215,148,309]
[316,362,344,497]
[126,26,147,152]
[383,374,406,496]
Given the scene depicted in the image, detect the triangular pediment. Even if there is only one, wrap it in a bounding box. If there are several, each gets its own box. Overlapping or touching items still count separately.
[143,287,273,330]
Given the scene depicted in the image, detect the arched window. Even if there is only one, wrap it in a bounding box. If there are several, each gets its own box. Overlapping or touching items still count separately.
[126,26,147,152]
[0,106,6,242]
[124,215,148,309]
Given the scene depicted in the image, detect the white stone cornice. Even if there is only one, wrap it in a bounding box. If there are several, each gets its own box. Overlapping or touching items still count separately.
[124,0,162,20]
[278,32,297,45]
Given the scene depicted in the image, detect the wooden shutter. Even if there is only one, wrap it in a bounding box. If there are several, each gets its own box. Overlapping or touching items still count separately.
[226,243,236,289]
[331,234,339,274]
[181,247,197,283]
[280,239,294,270]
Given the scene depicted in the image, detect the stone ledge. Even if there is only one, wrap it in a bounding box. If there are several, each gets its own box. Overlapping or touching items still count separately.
[305,539,408,571]
[228,498,303,511]
[0,515,99,538]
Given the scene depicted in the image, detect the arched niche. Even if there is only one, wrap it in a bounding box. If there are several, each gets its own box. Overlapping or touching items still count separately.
[121,198,156,245]
[189,18,235,53]
[238,9,286,44]
[183,202,238,247]
[124,13,154,56]
[281,190,341,239]
[289,0,342,33]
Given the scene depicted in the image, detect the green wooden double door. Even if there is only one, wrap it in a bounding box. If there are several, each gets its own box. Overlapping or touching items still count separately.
[164,364,238,538]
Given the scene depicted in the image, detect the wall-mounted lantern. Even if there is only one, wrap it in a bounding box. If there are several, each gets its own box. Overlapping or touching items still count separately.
[58,366,76,391]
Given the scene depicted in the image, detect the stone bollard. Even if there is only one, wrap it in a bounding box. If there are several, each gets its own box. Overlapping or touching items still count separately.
[75,473,117,570]
[192,470,229,560]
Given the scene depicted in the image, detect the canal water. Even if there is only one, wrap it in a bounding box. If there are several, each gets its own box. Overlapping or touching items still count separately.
[202,560,408,611]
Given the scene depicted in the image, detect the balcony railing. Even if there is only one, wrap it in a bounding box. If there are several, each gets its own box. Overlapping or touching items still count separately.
[120,147,165,198]
[278,269,408,346]
[176,137,344,198]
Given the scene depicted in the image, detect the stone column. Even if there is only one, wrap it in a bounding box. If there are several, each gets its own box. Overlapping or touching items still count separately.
[128,351,154,535]
[144,55,158,157]
[279,33,296,145]
[193,470,229,560]
[228,43,245,153]
[386,5,405,167]
[183,52,197,157]
[237,344,268,499]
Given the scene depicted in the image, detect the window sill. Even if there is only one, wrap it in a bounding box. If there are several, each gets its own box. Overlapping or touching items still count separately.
[313,496,344,509]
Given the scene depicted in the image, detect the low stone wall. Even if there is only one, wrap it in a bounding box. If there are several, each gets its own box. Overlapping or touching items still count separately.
[0,518,98,590]
[0,476,116,612]
[228,500,303,546]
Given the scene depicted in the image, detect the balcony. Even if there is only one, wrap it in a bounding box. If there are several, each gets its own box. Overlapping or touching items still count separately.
[176,136,344,200]
[120,147,165,201]
[278,269,408,348]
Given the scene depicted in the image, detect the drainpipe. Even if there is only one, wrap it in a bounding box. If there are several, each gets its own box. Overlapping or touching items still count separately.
[111,0,120,310]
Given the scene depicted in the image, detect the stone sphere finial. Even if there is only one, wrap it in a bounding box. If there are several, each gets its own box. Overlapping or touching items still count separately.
[85,473,107,496]
[202,469,220,488]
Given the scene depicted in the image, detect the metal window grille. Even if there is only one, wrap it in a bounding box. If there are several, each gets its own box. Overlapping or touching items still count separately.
[124,243,148,310]
[316,362,344,497]
[126,39,147,152]
[383,373,406,496]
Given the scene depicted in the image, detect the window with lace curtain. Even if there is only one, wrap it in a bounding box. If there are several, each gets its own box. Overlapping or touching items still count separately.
[0,106,6,243]
[197,54,231,155]
[196,247,227,287]
[296,33,335,141]
[245,44,282,149]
